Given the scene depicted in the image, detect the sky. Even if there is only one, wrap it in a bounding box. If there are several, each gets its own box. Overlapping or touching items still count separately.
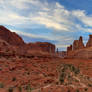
[0,0,92,51]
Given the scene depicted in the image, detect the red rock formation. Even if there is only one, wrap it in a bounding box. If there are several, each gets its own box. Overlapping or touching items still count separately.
[0,26,56,54]
[67,45,72,52]
[27,42,56,53]
[67,45,72,56]
[86,35,92,47]
[73,40,79,50]
[73,36,84,50]
[78,36,84,49]
[0,25,25,46]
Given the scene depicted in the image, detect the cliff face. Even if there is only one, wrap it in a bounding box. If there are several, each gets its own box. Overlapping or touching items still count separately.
[0,26,25,46]
[0,26,56,55]
[27,42,56,53]
[73,36,84,51]
[78,36,84,49]
[86,35,92,47]
[67,45,72,55]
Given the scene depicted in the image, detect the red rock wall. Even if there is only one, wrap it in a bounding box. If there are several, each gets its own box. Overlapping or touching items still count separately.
[73,40,79,50]
[73,36,84,51]
[86,35,92,47]
[78,36,84,49]
[27,42,56,53]
[0,26,56,55]
[0,26,25,46]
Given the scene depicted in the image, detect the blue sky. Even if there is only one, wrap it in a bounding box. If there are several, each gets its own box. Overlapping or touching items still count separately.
[0,0,92,51]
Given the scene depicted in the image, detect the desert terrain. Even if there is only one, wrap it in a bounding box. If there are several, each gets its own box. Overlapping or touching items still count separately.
[0,26,92,92]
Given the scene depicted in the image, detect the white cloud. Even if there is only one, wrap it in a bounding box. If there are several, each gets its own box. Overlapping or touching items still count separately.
[0,0,92,50]
[72,10,92,27]
[32,17,68,31]
[10,29,55,41]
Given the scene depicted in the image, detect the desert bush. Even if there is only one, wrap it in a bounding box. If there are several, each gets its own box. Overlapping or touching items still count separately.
[88,83,92,87]
[59,72,66,84]
[8,87,13,92]
[12,77,16,81]
[76,89,79,92]
[0,83,4,88]
[18,86,22,92]
[84,88,88,91]
[67,89,70,92]
[26,84,32,92]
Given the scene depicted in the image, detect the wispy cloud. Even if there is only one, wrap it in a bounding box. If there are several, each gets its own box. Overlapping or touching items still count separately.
[0,0,92,50]
[72,10,92,27]
[11,29,55,40]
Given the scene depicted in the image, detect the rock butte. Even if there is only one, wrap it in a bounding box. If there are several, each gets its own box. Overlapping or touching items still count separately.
[67,35,92,59]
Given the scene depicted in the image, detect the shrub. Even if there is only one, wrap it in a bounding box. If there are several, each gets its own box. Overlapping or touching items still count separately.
[26,84,32,92]
[67,89,70,92]
[8,87,13,92]
[59,73,66,84]
[84,88,88,91]
[76,89,79,92]
[18,86,22,92]
[12,77,16,81]
[0,83,4,88]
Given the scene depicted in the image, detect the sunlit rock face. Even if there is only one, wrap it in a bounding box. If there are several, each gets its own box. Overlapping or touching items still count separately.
[0,25,25,46]
[78,36,84,49]
[73,36,84,51]
[0,25,56,55]
[27,42,56,53]
[86,35,92,48]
